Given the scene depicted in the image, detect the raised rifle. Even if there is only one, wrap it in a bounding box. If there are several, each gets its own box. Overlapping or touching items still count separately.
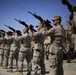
[28,11,52,30]
[0,29,5,33]
[14,18,28,27]
[0,31,5,37]
[45,19,52,30]
[61,0,73,10]
[14,18,36,32]
[28,11,44,22]
[4,24,22,35]
[4,24,15,32]
[29,24,37,32]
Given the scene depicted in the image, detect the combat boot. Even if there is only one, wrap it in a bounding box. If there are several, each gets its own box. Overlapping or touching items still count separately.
[0,63,2,67]
[27,71,31,75]
[3,66,7,69]
[7,68,12,72]
[16,72,23,75]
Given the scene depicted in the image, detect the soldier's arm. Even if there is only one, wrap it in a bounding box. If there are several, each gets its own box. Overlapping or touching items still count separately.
[33,30,45,37]
[44,28,55,36]
[32,32,39,38]
[18,36,22,41]
[22,34,30,40]
[67,5,73,13]
[28,29,34,37]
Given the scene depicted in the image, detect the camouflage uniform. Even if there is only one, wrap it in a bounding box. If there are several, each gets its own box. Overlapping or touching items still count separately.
[32,24,46,75]
[18,33,32,73]
[28,29,36,59]
[0,36,4,66]
[44,16,65,75]
[0,37,5,66]
[3,33,12,68]
[8,33,20,71]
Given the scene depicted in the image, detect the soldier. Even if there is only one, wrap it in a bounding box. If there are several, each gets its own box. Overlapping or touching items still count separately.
[44,16,65,75]
[17,27,32,75]
[31,22,46,75]
[7,30,21,72]
[3,31,13,69]
[28,25,36,60]
[0,34,3,66]
[0,33,5,67]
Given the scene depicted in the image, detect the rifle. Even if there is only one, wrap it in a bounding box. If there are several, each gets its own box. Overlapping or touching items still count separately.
[45,19,52,30]
[68,21,72,25]
[14,18,37,32]
[0,31,5,37]
[4,24,15,32]
[61,0,73,11]
[14,18,28,27]
[0,29,5,33]
[28,11,44,22]
[28,11,52,30]
[0,34,2,37]
[4,24,22,35]
[29,24,37,32]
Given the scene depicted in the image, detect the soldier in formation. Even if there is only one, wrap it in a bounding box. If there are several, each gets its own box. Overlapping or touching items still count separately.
[3,31,13,69]
[0,33,5,66]
[7,30,22,72]
[31,22,46,75]
[0,31,6,67]
[17,27,32,75]
[44,16,65,75]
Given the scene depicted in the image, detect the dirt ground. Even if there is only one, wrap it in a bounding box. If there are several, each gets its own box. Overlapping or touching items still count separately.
[0,59,76,75]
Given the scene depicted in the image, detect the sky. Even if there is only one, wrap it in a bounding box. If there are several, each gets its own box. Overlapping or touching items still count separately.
[0,0,76,32]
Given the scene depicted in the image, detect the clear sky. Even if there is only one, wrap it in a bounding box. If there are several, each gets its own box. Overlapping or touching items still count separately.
[0,0,76,32]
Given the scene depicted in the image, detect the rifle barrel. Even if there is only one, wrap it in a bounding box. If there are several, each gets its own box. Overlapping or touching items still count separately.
[28,11,34,16]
